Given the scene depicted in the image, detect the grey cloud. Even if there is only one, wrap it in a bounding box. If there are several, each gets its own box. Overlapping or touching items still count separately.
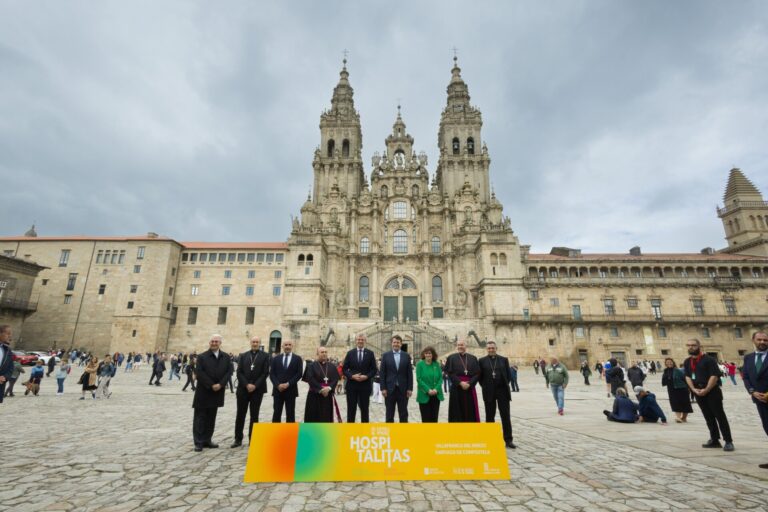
[1,0,766,253]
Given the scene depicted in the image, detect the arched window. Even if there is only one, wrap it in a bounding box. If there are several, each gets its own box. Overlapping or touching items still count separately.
[393,229,407,254]
[412,185,419,198]
[342,139,350,157]
[297,254,305,266]
[432,276,443,302]
[381,185,388,199]
[467,137,475,155]
[359,276,369,302]
[452,137,460,155]
[402,277,417,289]
[490,253,498,266]
[327,139,335,157]
[360,237,370,254]
[500,253,507,266]
[306,254,314,266]
[392,201,407,219]
[431,236,441,254]
[385,277,400,289]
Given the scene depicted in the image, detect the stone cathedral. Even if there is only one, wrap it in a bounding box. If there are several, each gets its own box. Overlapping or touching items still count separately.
[284,58,522,355]
[2,58,767,366]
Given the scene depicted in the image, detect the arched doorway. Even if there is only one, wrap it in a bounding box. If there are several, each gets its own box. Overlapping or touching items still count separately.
[382,276,418,323]
[269,330,282,355]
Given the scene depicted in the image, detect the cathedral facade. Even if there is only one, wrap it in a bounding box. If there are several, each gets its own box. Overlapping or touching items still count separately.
[2,59,767,366]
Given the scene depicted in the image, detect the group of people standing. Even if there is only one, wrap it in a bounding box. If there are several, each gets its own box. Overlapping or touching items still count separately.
[188,333,520,452]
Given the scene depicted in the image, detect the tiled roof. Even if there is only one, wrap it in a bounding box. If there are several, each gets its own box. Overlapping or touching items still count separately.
[181,242,288,250]
[0,235,175,242]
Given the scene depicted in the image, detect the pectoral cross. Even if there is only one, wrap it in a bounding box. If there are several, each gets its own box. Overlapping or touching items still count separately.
[323,377,329,384]
[464,370,468,376]
[492,372,496,379]
[250,364,255,371]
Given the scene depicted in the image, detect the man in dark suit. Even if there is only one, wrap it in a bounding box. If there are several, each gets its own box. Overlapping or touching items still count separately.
[342,333,377,423]
[743,330,768,468]
[270,340,303,423]
[192,335,233,452]
[378,335,413,423]
[0,325,14,404]
[478,341,515,449]
[231,336,270,448]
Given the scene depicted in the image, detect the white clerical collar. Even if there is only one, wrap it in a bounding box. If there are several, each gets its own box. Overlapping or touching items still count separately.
[212,350,219,357]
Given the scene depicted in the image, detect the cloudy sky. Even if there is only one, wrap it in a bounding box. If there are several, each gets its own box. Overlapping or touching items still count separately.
[1,1,767,253]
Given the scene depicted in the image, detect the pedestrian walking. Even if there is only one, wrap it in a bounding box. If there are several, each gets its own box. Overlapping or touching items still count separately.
[182,355,197,391]
[95,355,114,399]
[46,353,56,377]
[545,357,568,415]
[0,325,14,402]
[55,357,71,395]
[509,363,519,392]
[79,358,98,399]
[4,359,24,398]
[580,362,592,385]
[25,360,44,396]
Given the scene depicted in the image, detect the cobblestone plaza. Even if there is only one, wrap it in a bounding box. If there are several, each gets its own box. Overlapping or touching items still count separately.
[3,365,768,512]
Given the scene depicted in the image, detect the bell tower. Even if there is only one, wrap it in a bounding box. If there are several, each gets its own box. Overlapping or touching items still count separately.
[312,58,366,202]
[434,57,491,201]
[718,167,768,256]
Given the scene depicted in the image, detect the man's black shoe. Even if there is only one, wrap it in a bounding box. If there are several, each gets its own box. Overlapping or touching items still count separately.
[205,442,219,449]
[506,441,517,449]
[702,439,722,448]
[758,463,768,469]
[230,441,242,448]
[194,445,203,452]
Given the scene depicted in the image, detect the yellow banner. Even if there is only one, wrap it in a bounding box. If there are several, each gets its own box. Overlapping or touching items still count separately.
[244,423,511,482]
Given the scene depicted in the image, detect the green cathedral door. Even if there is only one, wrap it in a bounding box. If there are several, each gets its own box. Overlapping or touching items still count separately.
[384,296,399,322]
[402,296,418,322]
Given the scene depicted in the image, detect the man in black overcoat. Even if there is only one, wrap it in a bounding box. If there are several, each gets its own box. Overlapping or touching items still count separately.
[231,336,270,448]
[192,335,232,452]
[478,341,516,449]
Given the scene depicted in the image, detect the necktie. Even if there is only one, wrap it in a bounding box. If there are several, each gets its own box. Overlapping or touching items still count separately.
[757,353,764,373]
[283,354,288,368]
[358,349,363,363]
[394,351,400,370]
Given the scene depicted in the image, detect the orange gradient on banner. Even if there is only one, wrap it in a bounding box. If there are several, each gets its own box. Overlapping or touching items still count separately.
[251,423,299,482]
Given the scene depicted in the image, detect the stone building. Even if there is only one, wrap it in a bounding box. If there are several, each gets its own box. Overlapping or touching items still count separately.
[0,252,46,339]
[1,59,767,365]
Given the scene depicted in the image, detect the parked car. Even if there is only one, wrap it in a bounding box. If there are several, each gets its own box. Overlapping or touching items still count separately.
[12,351,39,366]
[29,351,61,365]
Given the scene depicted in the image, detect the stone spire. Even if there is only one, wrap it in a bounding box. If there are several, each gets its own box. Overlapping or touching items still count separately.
[24,223,37,237]
[446,55,471,108]
[723,167,763,203]
[330,58,355,114]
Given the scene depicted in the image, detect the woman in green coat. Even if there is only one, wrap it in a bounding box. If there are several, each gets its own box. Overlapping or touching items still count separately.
[416,346,444,422]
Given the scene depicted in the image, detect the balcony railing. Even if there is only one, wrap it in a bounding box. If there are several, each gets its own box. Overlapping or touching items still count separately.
[492,313,766,325]
[523,275,761,288]
[717,200,768,216]
[0,298,37,312]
